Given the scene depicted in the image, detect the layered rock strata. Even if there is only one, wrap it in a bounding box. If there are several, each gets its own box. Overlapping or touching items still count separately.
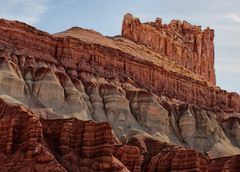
[126,135,240,172]
[0,18,239,114]
[0,14,240,171]
[0,97,128,172]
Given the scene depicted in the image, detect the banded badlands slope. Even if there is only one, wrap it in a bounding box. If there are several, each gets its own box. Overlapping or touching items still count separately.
[0,13,240,171]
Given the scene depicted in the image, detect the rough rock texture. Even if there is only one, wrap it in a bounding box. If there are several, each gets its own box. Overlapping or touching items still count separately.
[0,14,240,171]
[0,97,129,172]
[114,145,143,172]
[126,135,240,172]
[147,148,209,172]
[42,119,128,172]
[122,13,216,85]
[0,96,239,171]
[208,155,240,172]
[0,97,67,172]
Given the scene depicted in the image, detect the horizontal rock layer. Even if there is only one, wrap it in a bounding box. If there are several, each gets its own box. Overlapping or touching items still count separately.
[0,18,239,114]
[0,97,128,172]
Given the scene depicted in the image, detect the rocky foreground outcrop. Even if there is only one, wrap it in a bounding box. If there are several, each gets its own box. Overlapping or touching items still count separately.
[0,97,128,172]
[0,97,239,172]
[0,13,240,171]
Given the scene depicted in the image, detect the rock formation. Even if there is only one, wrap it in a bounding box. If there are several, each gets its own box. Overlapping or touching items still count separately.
[122,13,216,85]
[0,14,239,171]
[0,17,239,114]
[0,97,129,172]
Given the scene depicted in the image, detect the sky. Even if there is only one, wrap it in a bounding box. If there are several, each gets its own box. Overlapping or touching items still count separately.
[0,0,239,93]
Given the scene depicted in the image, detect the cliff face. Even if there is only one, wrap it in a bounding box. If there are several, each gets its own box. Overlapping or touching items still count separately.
[0,18,239,115]
[0,14,240,171]
[122,13,216,85]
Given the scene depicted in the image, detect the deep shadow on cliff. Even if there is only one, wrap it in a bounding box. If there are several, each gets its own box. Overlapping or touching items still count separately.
[0,13,240,171]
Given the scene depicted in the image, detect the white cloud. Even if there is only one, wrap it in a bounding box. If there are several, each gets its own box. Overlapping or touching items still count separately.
[216,58,240,76]
[226,13,240,23]
[0,0,50,24]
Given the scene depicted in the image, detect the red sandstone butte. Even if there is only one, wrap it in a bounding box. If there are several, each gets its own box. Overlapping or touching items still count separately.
[122,13,216,85]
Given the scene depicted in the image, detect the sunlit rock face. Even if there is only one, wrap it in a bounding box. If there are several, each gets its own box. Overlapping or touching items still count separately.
[127,90,170,142]
[99,83,137,137]
[222,117,240,147]
[32,67,65,109]
[0,53,25,99]
[177,105,239,157]
[0,15,240,171]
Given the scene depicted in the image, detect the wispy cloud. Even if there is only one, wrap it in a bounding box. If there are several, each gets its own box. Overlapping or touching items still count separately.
[226,13,240,23]
[216,56,240,76]
[216,63,240,75]
[0,0,50,24]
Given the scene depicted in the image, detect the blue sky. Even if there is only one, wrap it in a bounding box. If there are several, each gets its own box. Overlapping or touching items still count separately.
[0,0,240,93]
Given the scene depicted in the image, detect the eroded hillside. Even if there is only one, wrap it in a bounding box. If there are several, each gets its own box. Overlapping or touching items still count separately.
[0,14,240,171]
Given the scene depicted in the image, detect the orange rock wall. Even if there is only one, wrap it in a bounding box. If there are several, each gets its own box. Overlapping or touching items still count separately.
[122,13,216,85]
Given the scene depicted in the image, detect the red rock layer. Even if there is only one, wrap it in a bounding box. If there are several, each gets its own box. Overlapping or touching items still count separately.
[126,136,240,172]
[208,155,240,172]
[0,97,128,172]
[42,119,126,171]
[126,136,209,171]
[147,148,209,172]
[0,98,66,172]
[0,18,239,114]
[114,145,143,172]
[122,13,216,85]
